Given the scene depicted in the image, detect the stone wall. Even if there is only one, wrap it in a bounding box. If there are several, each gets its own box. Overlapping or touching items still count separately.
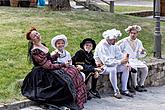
[96,58,165,94]
[145,58,165,86]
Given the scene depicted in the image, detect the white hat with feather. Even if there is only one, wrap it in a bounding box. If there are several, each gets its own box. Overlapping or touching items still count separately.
[125,25,142,33]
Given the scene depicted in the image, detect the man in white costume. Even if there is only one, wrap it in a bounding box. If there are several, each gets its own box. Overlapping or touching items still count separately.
[117,25,148,92]
[94,29,133,99]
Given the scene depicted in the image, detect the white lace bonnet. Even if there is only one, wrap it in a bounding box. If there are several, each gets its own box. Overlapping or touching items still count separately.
[102,28,122,39]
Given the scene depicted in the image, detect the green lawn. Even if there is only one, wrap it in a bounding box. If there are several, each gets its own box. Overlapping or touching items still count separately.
[97,5,152,12]
[115,6,152,13]
[0,6,164,103]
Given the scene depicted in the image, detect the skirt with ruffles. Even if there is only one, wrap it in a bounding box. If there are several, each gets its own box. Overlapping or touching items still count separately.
[21,66,86,110]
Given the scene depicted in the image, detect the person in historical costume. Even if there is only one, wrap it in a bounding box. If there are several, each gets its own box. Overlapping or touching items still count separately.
[94,29,133,99]
[117,25,148,92]
[50,34,86,81]
[50,34,72,65]
[21,27,87,110]
[72,38,102,99]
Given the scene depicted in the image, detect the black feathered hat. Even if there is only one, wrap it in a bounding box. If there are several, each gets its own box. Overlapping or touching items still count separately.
[80,38,96,50]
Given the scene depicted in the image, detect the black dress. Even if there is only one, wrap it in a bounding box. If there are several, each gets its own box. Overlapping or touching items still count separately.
[21,49,87,110]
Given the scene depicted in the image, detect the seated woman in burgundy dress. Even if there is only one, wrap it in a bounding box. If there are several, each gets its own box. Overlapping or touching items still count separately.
[21,27,87,110]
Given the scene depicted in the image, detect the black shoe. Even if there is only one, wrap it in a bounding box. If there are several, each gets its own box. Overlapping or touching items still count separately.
[134,86,143,92]
[140,85,147,92]
[89,89,101,99]
[87,95,92,100]
[128,87,136,94]
[121,90,134,98]
[130,67,137,73]
[87,92,92,100]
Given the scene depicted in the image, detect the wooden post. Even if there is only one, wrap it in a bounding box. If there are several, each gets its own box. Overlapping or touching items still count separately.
[160,0,165,16]
[86,0,90,6]
[110,0,114,13]
[153,0,155,17]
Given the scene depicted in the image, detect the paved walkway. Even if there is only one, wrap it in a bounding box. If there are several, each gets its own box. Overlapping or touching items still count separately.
[20,85,165,110]
[84,85,165,110]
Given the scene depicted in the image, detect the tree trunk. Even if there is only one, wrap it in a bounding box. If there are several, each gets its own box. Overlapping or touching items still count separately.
[48,0,71,11]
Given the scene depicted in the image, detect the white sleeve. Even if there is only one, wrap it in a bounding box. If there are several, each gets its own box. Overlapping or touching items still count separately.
[137,40,147,58]
[139,40,144,49]
[94,44,121,67]
[115,46,124,60]
[118,41,125,53]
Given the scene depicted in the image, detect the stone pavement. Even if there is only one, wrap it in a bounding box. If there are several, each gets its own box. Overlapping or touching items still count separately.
[84,85,165,110]
[18,85,165,110]
[21,106,43,110]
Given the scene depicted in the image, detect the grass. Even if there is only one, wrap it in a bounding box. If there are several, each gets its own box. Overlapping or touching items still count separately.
[0,6,165,103]
[115,6,152,13]
[93,3,153,12]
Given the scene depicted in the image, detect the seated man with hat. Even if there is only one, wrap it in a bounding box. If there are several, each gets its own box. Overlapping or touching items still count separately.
[94,29,133,99]
[72,38,102,99]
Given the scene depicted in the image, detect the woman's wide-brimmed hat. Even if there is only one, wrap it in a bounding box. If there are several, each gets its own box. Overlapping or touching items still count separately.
[51,34,68,49]
[125,25,142,33]
[102,28,122,39]
[80,38,96,50]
